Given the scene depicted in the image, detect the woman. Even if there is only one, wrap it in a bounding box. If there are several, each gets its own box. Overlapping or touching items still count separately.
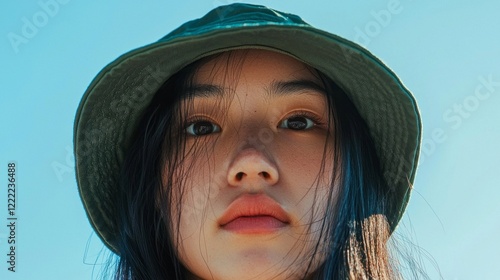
[74,3,422,279]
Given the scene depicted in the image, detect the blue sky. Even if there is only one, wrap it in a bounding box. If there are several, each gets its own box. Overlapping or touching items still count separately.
[1,0,499,279]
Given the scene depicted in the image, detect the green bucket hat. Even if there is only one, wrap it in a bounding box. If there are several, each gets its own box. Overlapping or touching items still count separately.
[74,3,421,253]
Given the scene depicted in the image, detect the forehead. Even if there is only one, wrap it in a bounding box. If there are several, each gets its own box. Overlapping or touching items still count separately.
[192,49,322,87]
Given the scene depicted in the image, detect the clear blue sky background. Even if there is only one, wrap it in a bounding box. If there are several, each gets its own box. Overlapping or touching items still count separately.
[1,0,499,279]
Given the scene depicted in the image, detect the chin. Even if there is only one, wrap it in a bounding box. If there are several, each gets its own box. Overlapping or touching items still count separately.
[186,253,324,280]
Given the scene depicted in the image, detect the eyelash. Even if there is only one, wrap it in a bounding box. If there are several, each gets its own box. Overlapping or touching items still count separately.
[184,111,325,136]
[184,116,220,136]
[284,110,325,127]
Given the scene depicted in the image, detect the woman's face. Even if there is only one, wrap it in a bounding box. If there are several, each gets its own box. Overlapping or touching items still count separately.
[169,49,336,280]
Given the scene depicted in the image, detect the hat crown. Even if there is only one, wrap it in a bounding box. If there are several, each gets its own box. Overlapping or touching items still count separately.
[160,3,309,43]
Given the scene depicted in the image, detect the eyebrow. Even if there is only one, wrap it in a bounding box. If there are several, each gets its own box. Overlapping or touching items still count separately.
[268,79,326,97]
[184,79,326,99]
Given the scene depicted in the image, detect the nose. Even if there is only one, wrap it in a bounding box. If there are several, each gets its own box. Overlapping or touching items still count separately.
[227,149,279,189]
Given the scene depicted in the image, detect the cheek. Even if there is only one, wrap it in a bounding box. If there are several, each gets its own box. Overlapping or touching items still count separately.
[274,134,336,225]
[166,172,212,271]
[275,134,334,187]
[167,150,227,276]
[169,146,224,233]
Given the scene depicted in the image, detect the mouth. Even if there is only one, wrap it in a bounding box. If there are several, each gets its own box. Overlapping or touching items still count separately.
[218,194,290,234]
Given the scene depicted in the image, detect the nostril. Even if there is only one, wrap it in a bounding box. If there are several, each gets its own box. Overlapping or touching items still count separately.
[259,171,270,179]
[227,151,279,187]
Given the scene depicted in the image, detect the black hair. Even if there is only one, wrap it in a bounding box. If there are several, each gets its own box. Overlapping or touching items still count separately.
[111,50,422,279]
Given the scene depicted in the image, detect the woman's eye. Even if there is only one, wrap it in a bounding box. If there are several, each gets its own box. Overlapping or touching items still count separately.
[185,121,221,136]
[279,115,316,130]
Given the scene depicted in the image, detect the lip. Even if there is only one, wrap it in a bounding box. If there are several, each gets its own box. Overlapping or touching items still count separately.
[218,194,290,233]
